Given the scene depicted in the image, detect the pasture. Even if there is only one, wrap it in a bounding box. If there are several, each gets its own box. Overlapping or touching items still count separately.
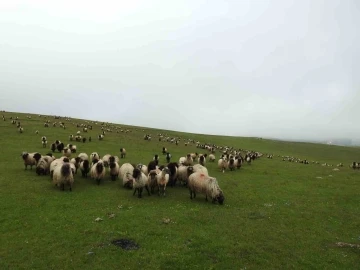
[0,111,359,269]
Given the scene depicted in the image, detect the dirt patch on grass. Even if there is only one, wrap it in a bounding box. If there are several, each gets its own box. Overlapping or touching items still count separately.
[111,239,139,250]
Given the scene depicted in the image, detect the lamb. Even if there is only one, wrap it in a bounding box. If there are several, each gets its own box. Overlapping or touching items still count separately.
[188,172,224,205]
[132,168,151,198]
[156,167,170,196]
[166,152,171,163]
[218,158,228,173]
[109,161,120,181]
[90,160,106,185]
[80,160,90,178]
[21,152,38,170]
[209,154,216,162]
[52,163,74,191]
[119,163,134,188]
[120,148,126,158]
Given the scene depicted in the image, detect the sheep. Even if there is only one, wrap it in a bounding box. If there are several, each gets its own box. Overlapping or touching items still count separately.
[18,127,24,133]
[90,152,100,162]
[179,157,186,165]
[153,154,159,163]
[98,134,104,140]
[21,152,38,170]
[209,154,216,162]
[50,143,56,152]
[156,167,170,197]
[90,160,106,185]
[198,155,206,166]
[176,165,194,186]
[167,162,178,187]
[77,130,81,135]
[218,158,228,173]
[109,161,120,181]
[35,130,39,134]
[120,148,126,158]
[80,160,90,178]
[35,157,51,175]
[234,157,243,169]
[69,135,74,141]
[89,136,92,142]
[228,158,236,171]
[82,137,86,143]
[62,148,72,158]
[147,169,158,194]
[190,153,198,160]
[166,152,171,163]
[132,168,151,198]
[78,153,89,162]
[102,154,112,167]
[109,155,120,164]
[188,172,224,205]
[49,157,69,178]
[137,164,148,175]
[70,157,81,174]
[162,147,167,154]
[147,160,158,172]
[183,154,193,166]
[119,163,134,188]
[56,142,64,153]
[192,164,209,176]
[69,144,76,153]
[52,163,74,191]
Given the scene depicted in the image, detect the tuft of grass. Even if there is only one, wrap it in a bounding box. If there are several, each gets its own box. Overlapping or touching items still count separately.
[0,111,359,269]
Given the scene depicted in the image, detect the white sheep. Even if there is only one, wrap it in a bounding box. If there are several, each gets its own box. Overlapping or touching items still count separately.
[78,153,89,161]
[156,167,170,196]
[137,164,148,175]
[192,164,209,176]
[119,163,134,188]
[62,148,72,158]
[218,158,228,173]
[102,154,111,167]
[176,165,194,186]
[52,163,74,191]
[90,152,100,162]
[188,172,224,204]
[90,160,106,185]
[209,154,216,162]
[21,152,38,170]
[132,168,150,198]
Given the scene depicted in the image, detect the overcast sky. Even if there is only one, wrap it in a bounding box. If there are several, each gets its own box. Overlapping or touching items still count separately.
[1,0,359,140]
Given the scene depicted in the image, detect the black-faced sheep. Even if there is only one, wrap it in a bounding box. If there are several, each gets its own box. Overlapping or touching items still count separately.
[78,152,89,162]
[90,152,100,162]
[156,167,170,196]
[70,157,81,174]
[57,142,64,153]
[188,172,224,205]
[62,148,71,158]
[21,152,39,170]
[162,147,167,154]
[18,127,24,133]
[137,164,148,175]
[102,154,111,167]
[198,155,206,166]
[228,158,235,171]
[109,160,120,181]
[132,168,151,198]
[120,148,126,158]
[147,169,158,194]
[167,162,178,187]
[176,165,194,186]
[218,158,228,173]
[166,152,171,163]
[36,155,55,176]
[52,163,74,191]
[80,160,90,178]
[90,160,106,185]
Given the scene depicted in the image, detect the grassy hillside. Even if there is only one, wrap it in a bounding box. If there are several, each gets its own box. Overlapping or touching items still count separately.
[0,111,359,269]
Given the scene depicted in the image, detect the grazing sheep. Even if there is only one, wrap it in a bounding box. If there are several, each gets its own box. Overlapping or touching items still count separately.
[147,169,158,194]
[209,154,216,162]
[120,148,126,158]
[90,160,106,185]
[188,172,224,205]
[218,159,228,173]
[52,163,74,191]
[109,161,120,181]
[132,168,151,198]
[21,152,38,170]
[119,163,134,188]
[62,148,72,158]
[156,167,170,196]
[18,127,24,133]
[80,160,90,178]
[192,164,209,176]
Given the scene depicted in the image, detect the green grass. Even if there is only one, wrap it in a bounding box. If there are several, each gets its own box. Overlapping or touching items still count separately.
[0,111,359,269]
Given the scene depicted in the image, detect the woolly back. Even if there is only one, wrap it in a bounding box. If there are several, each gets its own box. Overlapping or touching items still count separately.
[96,162,104,174]
[61,163,71,177]
[208,177,220,197]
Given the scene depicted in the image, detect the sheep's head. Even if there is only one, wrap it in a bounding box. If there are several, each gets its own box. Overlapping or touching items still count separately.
[33,153,42,162]
[21,152,29,159]
[132,168,141,179]
[96,162,104,173]
[109,156,115,164]
[216,191,225,205]
[187,166,194,175]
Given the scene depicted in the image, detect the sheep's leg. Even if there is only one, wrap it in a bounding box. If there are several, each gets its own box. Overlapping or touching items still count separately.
[205,194,208,201]
[61,184,65,191]
[189,189,193,199]
[24,164,27,170]
[158,185,161,196]
[145,186,151,196]
[69,185,72,192]
[96,178,100,185]
[138,187,143,198]
[133,188,137,196]
[163,185,166,197]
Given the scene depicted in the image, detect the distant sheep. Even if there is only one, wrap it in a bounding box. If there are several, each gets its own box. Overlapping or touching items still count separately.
[162,147,167,154]
[120,148,126,158]
[132,168,151,198]
[18,127,24,133]
[188,172,224,205]
[98,134,104,140]
[166,152,171,163]
[52,163,74,191]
